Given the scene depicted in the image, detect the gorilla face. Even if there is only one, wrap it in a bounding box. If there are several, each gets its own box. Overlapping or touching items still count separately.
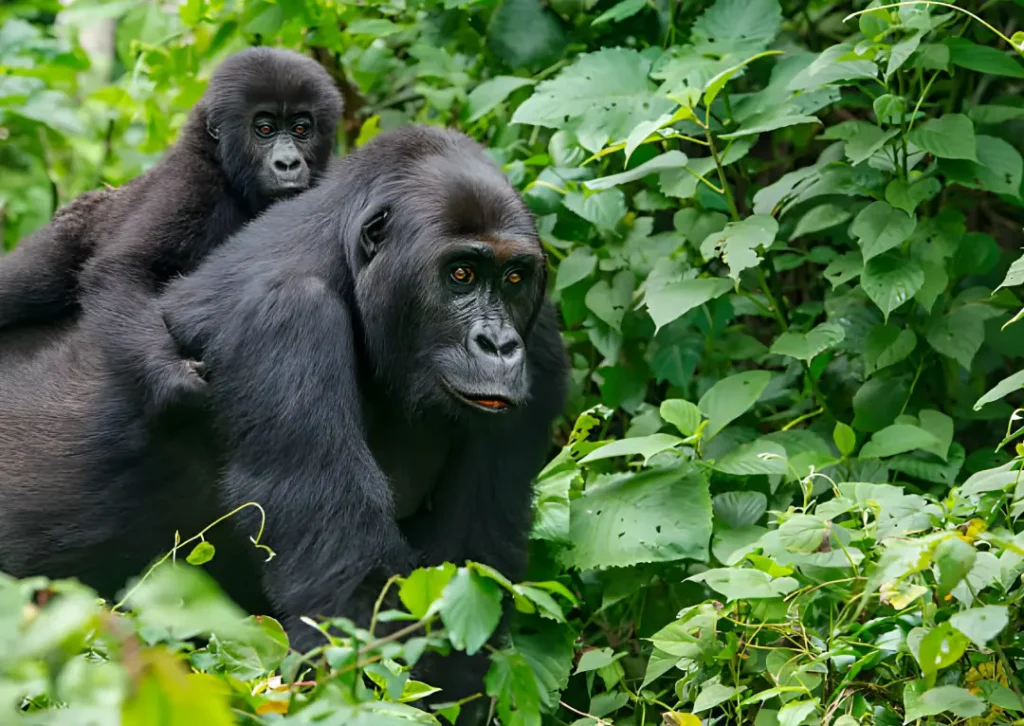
[250,108,315,198]
[352,150,547,419]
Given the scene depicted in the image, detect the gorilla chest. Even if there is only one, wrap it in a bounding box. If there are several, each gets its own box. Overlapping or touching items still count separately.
[367,419,450,520]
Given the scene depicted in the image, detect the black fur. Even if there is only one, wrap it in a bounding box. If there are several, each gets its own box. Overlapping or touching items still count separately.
[0,126,567,719]
[0,47,342,415]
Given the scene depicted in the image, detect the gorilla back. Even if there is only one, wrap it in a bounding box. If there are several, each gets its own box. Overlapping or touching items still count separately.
[0,125,567,712]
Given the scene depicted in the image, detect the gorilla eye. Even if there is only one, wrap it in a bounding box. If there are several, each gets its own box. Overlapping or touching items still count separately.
[292,121,311,138]
[451,266,474,284]
[255,122,275,138]
[506,270,523,285]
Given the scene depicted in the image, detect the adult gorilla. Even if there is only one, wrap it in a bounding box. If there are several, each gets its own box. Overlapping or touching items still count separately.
[0,47,341,414]
[0,126,567,709]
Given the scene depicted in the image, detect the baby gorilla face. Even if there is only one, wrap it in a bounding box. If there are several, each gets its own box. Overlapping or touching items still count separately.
[251,109,315,199]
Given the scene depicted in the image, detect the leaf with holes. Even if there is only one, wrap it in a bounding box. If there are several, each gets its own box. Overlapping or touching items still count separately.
[584,270,634,331]
[942,135,1023,198]
[564,466,712,570]
[700,215,778,280]
[511,48,673,152]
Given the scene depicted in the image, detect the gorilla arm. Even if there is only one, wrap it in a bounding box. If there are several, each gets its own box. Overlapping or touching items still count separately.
[168,272,416,647]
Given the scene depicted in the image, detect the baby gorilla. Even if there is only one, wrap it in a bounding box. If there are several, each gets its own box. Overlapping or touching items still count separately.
[0,47,341,414]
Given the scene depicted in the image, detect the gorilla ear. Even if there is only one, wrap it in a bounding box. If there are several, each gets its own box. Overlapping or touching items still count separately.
[360,207,390,261]
[206,119,220,141]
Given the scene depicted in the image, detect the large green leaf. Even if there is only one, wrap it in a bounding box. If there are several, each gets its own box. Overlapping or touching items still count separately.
[904,685,985,722]
[578,433,684,465]
[690,0,783,57]
[698,370,773,440]
[946,37,1024,79]
[926,304,1003,371]
[585,151,689,190]
[851,201,916,261]
[860,424,941,460]
[949,606,1009,649]
[942,135,1023,198]
[861,254,924,321]
[511,48,673,152]
[974,369,1024,410]
[907,114,977,161]
[645,277,733,330]
[564,466,712,569]
[439,569,503,655]
[688,568,798,601]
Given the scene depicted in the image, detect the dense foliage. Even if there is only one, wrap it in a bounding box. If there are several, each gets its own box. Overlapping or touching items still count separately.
[2,0,1024,723]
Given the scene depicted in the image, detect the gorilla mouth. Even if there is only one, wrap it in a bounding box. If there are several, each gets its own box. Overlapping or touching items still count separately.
[440,379,515,413]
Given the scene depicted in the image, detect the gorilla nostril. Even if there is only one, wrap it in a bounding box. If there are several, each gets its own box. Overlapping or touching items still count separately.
[499,339,520,357]
[475,334,499,356]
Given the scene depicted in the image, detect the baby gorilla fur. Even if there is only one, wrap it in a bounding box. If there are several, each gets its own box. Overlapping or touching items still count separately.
[0,47,342,415]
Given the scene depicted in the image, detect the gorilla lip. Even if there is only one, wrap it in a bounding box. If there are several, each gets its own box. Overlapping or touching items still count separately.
[440,379,515,412]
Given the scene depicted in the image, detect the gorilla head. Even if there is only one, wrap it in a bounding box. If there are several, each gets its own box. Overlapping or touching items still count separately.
[348,136,547,417]
[203,47,342,207]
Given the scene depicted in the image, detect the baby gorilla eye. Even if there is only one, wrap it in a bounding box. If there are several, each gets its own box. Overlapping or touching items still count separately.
[292,123,309,137]
[506,270,522,285]
[451,266,474,284]
[255,122,275,137]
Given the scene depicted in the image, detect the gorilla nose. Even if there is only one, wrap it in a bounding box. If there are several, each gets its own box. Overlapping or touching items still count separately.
[469,323,523,363]
[274,156,302,173]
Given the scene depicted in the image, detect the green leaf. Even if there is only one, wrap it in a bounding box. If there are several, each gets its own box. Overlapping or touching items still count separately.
[926,304,1002,371]
[511,48,673,152]
[585,270,634,331]
[579,433,684,465]
[488,0,567,69]
[346,19,403,36]
[853,377,908,432]
[933,536,977,597]
[585,151,689,190]
[694,683,743,713]
[712,439,789,476]
[844,125,899,166]
[918,622,969,676]
[946,37,1024,79]
[485,650,543,725]
[698,370,773,441]
[713,491,768,528]
[467,76,535,122]
[565,466,712,569]
[440,569,503,655]
[864,325,917,374]
[942,135,1023,198]
[691,0,783,57]
[861,254,924,321]
[974,369,1024,410]
[688,568,798,601]
[874,94,907,124]
[575,647,623,673]
[885,178,941,215]
[833,422,856,457]
[903,685,985,723]
[908,114,977,161]
[997,249,1024,290]
[212,615,290,681]
[399,563,457,620]
[186,541,216,566]
[563,189,627,234]
[949,606,1009,649]
[978,680,1024,712]
[659,399,703,436]
[700,215,778,280]
[554,247,597,291]
[824,252,863,288]
[127,565,252,642]
[860,424,940,460]
[591,0,647,25]
[777,514,829,553]
[851,201,916,261]
[645,277,733,330]
[769,322,845,361]
[778,699,819,726]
